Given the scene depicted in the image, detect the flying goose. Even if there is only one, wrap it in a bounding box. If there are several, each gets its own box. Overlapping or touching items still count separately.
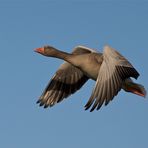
[35,45,146,112]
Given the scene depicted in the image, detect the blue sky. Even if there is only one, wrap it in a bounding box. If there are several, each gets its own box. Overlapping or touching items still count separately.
[0,0,148,148]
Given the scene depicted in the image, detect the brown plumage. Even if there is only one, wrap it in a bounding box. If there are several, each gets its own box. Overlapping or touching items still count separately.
[35,45,146,112]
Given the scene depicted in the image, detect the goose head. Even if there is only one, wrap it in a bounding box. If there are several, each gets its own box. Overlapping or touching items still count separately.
[35,46,58,57]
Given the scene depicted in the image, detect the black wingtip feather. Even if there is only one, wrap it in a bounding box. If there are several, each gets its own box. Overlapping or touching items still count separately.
[44,104,49,108]
[36,99,41,104]
[90,109,94,112]
[116,66,139,80]
[39,102,44,106]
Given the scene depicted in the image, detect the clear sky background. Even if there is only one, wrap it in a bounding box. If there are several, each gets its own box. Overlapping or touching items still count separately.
[0,0,148,148]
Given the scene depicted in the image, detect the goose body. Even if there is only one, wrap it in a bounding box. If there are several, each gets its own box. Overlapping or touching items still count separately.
[69,52,102,80]
[35,45,146,112]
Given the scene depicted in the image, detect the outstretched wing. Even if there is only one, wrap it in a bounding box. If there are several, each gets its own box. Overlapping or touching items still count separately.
[85,45,139,112]
[37,45,96,108]
[37,62,88,108]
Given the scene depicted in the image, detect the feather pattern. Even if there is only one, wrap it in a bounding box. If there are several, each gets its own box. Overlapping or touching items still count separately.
[85,46,139,111]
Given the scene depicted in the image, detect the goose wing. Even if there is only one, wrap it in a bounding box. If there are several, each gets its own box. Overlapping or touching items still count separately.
[85,45,139,112]
[72,45,98,54]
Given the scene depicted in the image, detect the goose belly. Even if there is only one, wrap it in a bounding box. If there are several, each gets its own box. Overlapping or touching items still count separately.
[80,63,99,80]
[67,53,102,80]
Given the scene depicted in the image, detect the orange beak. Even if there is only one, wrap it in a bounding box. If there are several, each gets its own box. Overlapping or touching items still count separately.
[34,47,44,54]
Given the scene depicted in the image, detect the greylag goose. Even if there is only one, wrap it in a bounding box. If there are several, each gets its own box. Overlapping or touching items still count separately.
[35,45,146,112]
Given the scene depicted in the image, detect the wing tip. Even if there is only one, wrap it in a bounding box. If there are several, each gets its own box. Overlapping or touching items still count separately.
[36,99,40,104]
